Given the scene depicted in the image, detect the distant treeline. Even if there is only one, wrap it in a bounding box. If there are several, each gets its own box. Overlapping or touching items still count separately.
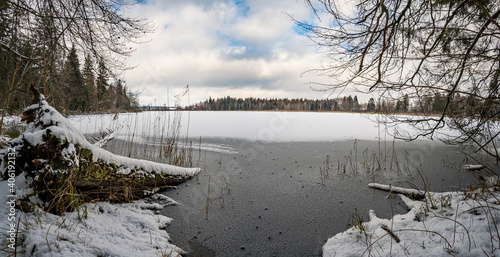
[191,95,380,112]
[190,93,498,117]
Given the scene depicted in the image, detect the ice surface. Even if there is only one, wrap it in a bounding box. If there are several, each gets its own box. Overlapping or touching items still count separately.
[69,111,429,142]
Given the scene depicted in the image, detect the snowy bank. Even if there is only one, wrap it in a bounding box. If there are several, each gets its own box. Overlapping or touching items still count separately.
[0,177,184,256]
[323,183,500,256]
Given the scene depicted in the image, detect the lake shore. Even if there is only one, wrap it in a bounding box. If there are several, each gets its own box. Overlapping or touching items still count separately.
[105,137,485,256]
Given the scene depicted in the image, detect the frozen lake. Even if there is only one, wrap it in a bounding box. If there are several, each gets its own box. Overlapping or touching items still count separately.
[71,111,489,256]
[70,110,418,143]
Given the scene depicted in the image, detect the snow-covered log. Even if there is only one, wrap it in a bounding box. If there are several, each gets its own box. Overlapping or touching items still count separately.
[0,87,200,214]
[368,182,425,200]
[92,129,115,148]
[462,164,484,171]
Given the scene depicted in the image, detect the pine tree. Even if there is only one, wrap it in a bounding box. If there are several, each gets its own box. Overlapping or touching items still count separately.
[114,79,131,110]
[367,98,376,111]
[403,94,409,112]
[96,58,108,106]
[0,0,153,118]
[62,46,86,112]
[122,85,131,110]
[353,95,359,111]
[106,84,116,109]
[432,93,445,113]
[347,95,354,111]
[83,54,97,111]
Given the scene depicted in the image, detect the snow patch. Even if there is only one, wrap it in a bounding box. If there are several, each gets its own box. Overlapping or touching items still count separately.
[22,200,182,257]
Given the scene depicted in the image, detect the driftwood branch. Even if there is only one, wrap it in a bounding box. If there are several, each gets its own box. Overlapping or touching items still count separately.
[369,183,425,200]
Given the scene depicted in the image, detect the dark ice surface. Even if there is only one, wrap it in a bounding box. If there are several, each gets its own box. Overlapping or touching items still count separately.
[102,136,495,256]
[146,138,492,257]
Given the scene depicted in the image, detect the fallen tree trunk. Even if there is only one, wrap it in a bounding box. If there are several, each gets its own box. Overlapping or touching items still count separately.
[0,86,200,214]
[368,183,425,201]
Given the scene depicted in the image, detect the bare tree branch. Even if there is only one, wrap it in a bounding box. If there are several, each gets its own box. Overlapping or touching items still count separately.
[299,0,500,160]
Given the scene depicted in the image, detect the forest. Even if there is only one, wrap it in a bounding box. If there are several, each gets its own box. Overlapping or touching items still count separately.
[0,0,144,118]
[2,45,138,114]
[190,93,496,116]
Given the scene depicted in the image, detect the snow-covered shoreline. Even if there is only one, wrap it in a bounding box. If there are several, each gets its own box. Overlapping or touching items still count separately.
[0,94,200,256]
[0,178,185,256]
[323,183,500,256]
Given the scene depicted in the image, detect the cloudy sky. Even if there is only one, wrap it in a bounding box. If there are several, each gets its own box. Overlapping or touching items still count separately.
[123,0,335,106]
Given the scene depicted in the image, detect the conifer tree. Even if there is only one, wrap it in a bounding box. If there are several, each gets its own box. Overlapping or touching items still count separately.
[0,0,152,121]
[96,58,108,106]
[367,98,376,112]
[62,46,86,112]
[83,54,97,112]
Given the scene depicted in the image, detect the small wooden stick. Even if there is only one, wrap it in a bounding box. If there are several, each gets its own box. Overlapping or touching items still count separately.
[381,224,400,243]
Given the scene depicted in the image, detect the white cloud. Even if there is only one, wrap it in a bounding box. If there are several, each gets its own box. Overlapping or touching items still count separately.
[123,0,332,105]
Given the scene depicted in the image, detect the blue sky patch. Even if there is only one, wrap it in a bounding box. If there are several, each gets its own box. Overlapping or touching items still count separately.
[292,9,318,35]
[293,23,314,35]
[235,0,250,17]
[228,38,246,48]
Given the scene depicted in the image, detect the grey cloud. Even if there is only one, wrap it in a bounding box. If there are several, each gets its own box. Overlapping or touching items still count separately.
[123,0,330,105]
